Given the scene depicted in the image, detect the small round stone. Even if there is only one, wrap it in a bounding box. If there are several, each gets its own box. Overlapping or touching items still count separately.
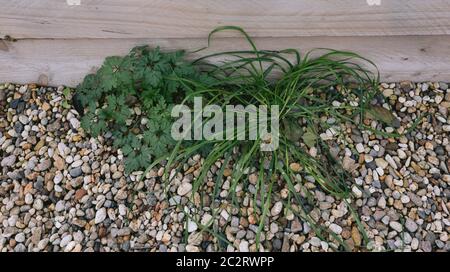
[271,201,283,216]
[24,193,33,205]
[177,182,192,196]
[389,221,403,232]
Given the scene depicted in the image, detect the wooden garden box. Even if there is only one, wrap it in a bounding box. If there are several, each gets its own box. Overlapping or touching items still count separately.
[1,0,450,86]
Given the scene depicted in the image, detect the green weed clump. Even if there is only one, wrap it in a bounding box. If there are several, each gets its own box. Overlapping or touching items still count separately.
[76,46,215,173]
[78,26,392,251]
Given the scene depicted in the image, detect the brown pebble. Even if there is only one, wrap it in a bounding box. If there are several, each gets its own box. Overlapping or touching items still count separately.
[23,183,33,195]
[341,228,351,239]
[223,168,232,177]
[53,154,65,171]
[74,189,87,202]
[248,214,258,225]
[41,102,51,111]
[72,135,82,142]
[98,227,107,238]
[34,139,45,152]
[351,226,362,247]
[289,163,302,172]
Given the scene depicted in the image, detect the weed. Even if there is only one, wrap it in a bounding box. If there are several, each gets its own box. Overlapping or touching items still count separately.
[148,26,387,251]
[76,46,215,173]
[78,26,396,251]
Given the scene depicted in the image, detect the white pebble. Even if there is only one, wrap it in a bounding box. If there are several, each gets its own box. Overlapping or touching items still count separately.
[94,208,107,224]
[352,186,363,198]
[356,143,365,153]
[271,201,283,216]
[177,182,192,196]
[329,223,343,235]
[239,240,249,252]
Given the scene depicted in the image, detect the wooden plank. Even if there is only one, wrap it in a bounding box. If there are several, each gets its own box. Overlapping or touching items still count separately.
[1,36,449,87]
[1,0,450,39]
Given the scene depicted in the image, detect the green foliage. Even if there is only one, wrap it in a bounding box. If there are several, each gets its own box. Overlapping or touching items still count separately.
[77,27,391,251]
[76,46,213,173]
[61,87,72,109]
[301,127,317,148]
[145,26,386,251]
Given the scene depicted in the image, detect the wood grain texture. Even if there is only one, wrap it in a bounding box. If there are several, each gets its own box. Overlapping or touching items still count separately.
[1,0,450,39]
[1,35,449,87]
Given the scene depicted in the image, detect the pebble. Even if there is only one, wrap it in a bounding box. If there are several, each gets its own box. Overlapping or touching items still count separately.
[271,201,283,216]
[1,155,16,167]
[54,173,64,184]
[329,223,343,235]
[378,197,386,209]
[309,237,321,247]
[187,220,198,233]
[405,218,418,232]
[53,155,65,170]
[57,142,67,156]
[397,149,407,159]
[385,154,397,169]
[291,220,302,233]
[18,115,29,125]
[74,189,87,202]
[33,199,43,210]
[375,158,389,169]
[24,193,33,205]
[95,208,107,224]
[60,235,72,248]
[177,182,192,196]
[400,195,410,204]
[356,143,365,153]
[239,240,249,252]
[201,214,213,226]
[37,239,49,250]
[351,227,362,247]
[220,210,230,221]
[69,167,82,178]
[15,233,25,243]
[289,163,301,172]
[383,89,394,97]
[186,245,200,252]
[389,221,403,232]
[69,118,80,129]
[352,186,363,198]
[0,82,448,253]
[55,200,65,212]
[421,241,432,252]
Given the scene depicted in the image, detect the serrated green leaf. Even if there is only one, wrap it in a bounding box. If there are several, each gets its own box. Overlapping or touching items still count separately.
[283,119,303,142]
[63,88,71,99]
[302,127,317,148]
[124,156,140,173]
[62,100,71,109]
[76,44,208,172]
[366,106,399,127]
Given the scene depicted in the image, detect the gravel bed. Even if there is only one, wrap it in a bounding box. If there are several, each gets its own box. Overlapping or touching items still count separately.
[0,82,449,252]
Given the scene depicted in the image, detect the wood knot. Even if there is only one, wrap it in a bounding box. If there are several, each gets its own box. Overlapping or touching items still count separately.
[0,40,9,52]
